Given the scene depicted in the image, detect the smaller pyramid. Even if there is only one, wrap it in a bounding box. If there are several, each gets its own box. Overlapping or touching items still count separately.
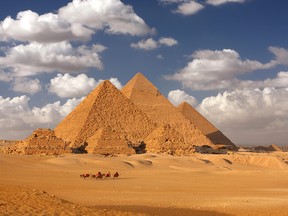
[267,144,282,152]
[85,127,134,155]
[177,102,236,149]
[144,124,195,155]
[2,129,71,155]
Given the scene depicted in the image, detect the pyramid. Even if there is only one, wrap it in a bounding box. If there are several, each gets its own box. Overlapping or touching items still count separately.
[85,127,135,155]
[143,124,195,155]
[2,129,71,155]
[121,73,216,150]
[54,80,155,153]
[267,144,282,152]
[177,102,236,150]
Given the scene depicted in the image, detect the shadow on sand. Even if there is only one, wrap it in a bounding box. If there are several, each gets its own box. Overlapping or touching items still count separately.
[93,205,232,216]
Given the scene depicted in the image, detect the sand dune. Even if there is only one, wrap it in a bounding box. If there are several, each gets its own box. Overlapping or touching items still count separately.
[1,152,288,215]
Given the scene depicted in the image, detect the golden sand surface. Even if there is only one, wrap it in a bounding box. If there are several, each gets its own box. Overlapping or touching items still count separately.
[1,152,288,216]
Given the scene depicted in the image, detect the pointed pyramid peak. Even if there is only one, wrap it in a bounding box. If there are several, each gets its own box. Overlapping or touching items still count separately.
[178,101,191,109]
[121,72,159,97]
[97,80,116,89]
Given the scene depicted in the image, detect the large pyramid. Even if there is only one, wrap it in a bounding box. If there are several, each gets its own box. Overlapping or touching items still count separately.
[177,102,236,150]
[54,80,155,153]
[121,73,216,151]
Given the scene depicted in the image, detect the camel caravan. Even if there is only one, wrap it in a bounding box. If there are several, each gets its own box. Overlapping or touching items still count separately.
[80,172,119,180]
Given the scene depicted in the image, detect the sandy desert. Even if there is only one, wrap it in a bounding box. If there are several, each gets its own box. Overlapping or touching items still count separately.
[1,151,288,216]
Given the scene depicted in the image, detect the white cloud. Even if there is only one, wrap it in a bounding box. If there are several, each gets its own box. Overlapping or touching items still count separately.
[0,70,12,82]
[0,10,93,43]
[0,95,83,140]
[0,42,106,77]
[58,0,154,37]
[48,73,97,98]
[131,38,158,50]
[173,1,205,15]
[48,73,123,98]
[131,37,178,50]
[165,48,277,90]
[12,77,42,94]
[236,71,288,89]
[159,0,246,16]
[0,0,153,43]
[168,89,198,106]
[159,37,178,46]
[206,0,245,6]
[197,87,288,145]
[31,97,84,125]
[268,46,288,65]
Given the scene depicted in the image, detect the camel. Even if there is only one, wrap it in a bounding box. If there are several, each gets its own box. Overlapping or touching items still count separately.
[80,173,90,179]
[96,172,103,179]
[105,172,111,178]
[113,172,119,178]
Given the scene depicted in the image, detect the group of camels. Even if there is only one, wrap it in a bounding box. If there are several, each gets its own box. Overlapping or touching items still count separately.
[80,171,119,179]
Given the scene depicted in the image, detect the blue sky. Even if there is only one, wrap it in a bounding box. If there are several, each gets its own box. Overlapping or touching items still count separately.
[0,0,287,146]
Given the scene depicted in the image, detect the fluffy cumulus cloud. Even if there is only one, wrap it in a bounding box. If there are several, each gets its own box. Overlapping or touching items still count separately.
[12,77,42,94]
[131,37,178,50]
[268,46,288,65]
[168,89,198,106]
[237,71,288,89]
[158,37,178,46]
[173,1,205,15]
[0,10,93,43]
[48,73,123,98]
[165,48,277,90]
[58,0,154,37]
[0,42,106,77]
[206,0,245,6]
[0,0,153,43]
[197,87,288,145]
[0,95,83,140]
[131,38,158,50]
[48,73,97,98]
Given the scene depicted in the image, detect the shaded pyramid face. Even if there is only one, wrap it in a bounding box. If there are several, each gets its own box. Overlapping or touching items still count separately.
[121,73,215,148]
[177,102,236,149]
[54,80,155,151]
